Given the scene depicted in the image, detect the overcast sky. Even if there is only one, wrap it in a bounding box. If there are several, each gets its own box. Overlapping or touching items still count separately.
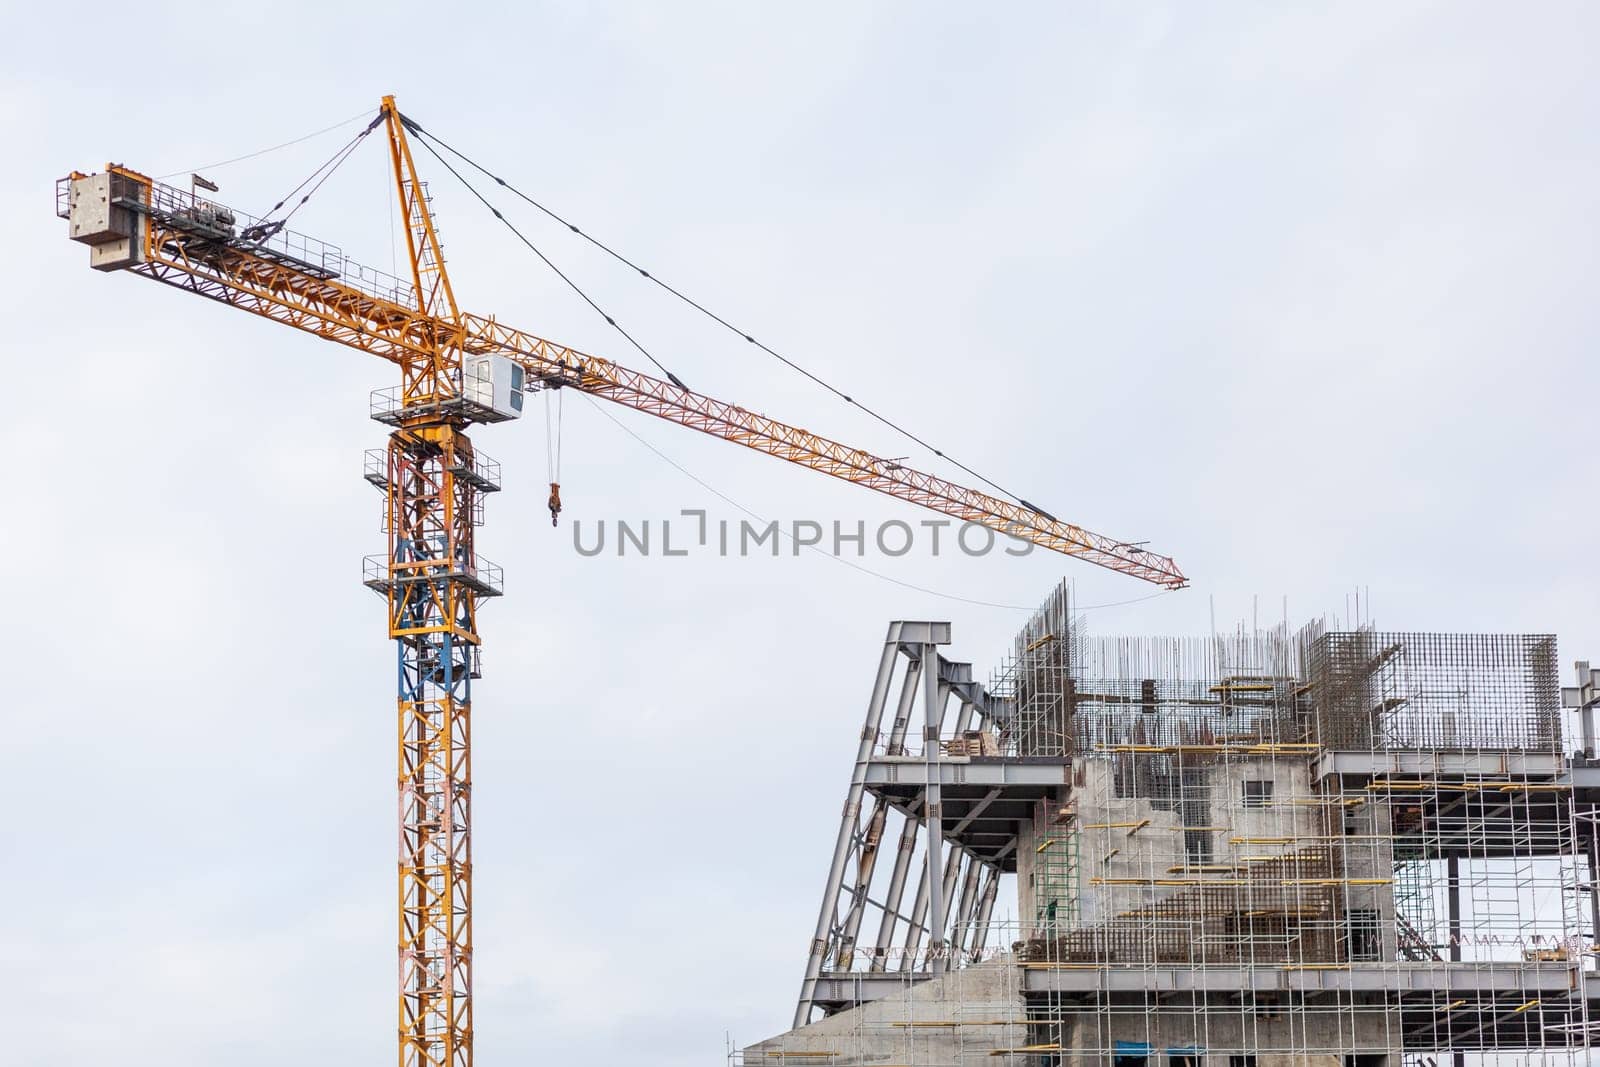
[3,3,1598,1064]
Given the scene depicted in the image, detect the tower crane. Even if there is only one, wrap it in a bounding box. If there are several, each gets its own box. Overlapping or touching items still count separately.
[58,95,1185,1067]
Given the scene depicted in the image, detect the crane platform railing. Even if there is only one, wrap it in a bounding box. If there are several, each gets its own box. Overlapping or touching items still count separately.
[362,551,504,599]
[55,174,419,310]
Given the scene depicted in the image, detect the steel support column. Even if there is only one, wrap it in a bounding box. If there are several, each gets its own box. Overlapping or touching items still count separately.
[949,851,982,956]
[969,865,1001,963]
[922,638,948,974]
[840,659,922,968]
[793,632,900,1027]
[872,806,921,971]
[900,859,930,971]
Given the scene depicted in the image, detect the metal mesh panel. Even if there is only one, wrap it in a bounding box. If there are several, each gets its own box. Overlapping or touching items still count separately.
[1306,631,1561,751]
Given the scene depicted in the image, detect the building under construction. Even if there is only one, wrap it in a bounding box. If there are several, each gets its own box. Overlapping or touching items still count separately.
[740,583,1600,1066]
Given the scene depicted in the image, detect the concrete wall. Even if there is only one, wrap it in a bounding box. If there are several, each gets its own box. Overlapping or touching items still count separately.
[753,755,1408,1064]
[1018,756,1396,967]
[748,978,1402,1065]
[1057,1002,1401,1065]
[742,959,1027,1065]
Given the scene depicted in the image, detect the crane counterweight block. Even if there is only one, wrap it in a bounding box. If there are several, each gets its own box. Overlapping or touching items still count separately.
[65,167,149,271]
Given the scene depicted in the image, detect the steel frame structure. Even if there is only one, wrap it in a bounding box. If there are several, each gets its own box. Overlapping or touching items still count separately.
[795,622,1027,1026]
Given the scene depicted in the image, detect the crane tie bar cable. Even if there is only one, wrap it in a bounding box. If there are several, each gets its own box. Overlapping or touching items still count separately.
[275,114,385,221]
[400,114,1051,517]
[240,113,386,245]
[155,107,379,181]
[406,123,691,390]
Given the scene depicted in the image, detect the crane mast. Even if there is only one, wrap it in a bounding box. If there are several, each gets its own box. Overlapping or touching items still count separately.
[387,417,479,1064]
[382,96,480,1065]
[58,95,1185,1067]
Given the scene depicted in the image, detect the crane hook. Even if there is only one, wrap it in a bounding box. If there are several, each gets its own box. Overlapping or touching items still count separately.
[544,385,564,527]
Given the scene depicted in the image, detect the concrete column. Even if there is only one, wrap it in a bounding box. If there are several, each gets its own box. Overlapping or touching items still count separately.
[1447,853,1464,1067]
[1446,854,1461,963]
[1587,832,1600,958]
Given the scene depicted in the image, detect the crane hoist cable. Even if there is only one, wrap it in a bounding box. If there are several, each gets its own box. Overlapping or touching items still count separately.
[544,384,564,526]
[403,117,1054,519]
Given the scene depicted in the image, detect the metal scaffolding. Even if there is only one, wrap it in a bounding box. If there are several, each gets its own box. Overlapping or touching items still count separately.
[741,583,1597,1067]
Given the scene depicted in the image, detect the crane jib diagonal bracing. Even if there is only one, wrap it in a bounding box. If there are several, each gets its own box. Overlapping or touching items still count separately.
[57,95,1186,1067]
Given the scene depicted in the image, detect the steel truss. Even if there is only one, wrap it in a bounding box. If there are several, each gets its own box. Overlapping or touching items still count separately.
[795,621,1012,1026]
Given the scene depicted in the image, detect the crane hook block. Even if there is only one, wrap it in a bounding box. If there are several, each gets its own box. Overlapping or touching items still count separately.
[548,482,562,527]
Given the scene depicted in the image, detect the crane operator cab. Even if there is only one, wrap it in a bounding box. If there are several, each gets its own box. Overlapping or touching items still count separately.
[463,354,525,422]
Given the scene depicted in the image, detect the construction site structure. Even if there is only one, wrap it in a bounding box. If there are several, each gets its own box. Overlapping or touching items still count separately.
[58,99,1186,1067]
[745,582,1600,1066]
